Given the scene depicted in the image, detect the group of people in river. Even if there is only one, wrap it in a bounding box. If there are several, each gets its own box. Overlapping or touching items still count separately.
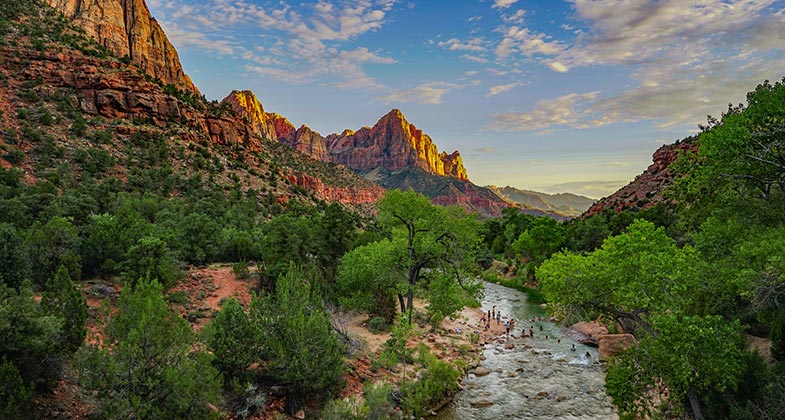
[479,305,594,360]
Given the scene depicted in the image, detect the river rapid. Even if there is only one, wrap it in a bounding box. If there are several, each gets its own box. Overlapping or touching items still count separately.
[436,282,618,420]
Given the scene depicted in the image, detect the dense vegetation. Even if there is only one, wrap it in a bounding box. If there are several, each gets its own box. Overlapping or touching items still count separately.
[535,80,785,419]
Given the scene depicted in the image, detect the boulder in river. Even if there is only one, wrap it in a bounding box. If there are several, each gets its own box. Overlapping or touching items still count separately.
[471,366,491,377]
[470,398,494,407]
[598,333,637,361]
[566,321,608,346]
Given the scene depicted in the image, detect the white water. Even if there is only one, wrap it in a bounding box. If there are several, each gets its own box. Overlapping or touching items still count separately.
[436,282,618,420]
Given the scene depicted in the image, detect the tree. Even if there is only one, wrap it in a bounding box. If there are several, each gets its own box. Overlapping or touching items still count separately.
[0,282,63,390]
[41,266,87,352]
[203,298,260,379]
[350,190,481,321]
[25,217,81,286]
[0,223,30,289]
[337,238,403,322]
[250,265,345,414]
[79,279,222,420]
[511,216,565,280]
[0,357,33,420]
[122,236,180,289]
[81,213,126,278]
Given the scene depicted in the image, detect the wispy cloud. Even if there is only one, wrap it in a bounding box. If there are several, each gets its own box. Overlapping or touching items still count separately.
[152,0,399,88]
[602,161,629,168]
[461,54,489,63]
[492,0,519,9]
[489,92,600,131]
[437,37,487,52]
[377,82,460,105]
[477,147,496,153]
[486,83,518,97]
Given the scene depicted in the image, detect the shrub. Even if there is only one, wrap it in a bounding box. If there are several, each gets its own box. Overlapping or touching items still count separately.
[203,298,259,379]
[79,279,222,420]
[251,265,345,414]
[400,348,461,418]
[41,266,87,352]
[368,316,389,334]
[0,358,33,420]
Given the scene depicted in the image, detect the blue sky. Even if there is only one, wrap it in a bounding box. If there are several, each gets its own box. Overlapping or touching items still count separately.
[147,0,785,198]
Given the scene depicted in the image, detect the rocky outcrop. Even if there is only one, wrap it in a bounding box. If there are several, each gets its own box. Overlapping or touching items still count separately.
[583,138,697,217]
[269,108,470,182]
[221,90,277,143]
[47,0,198,93]
[598,334,637,361]
[566,322,609,347]
[284,173,383,205]
[325,109,469,180]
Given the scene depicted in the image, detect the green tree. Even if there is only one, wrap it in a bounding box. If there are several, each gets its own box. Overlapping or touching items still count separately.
[79,279,221,420]
[122,236,180,289]
[81,213,126,278]
[0,282,63,390]
[350,190,482,321]
[0,223,30,288]
[0,357,33,420]
[203,298,260,379]
[41,266,87,352]
[250,265,345,414]
[25,217,81,286]
[337,238,403,322]
[511,216,565,280]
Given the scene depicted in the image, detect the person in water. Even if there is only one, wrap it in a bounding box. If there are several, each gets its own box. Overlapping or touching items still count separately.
[571,343,576,351]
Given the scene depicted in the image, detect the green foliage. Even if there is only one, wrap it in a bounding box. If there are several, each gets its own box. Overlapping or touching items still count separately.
[0,224,30,288]
[400,346,461,417]
[203,298,260,379]
[25,216,81,286]
[250,265,345,410]
[341,190,482,322]
[0,282,63,390]
[337,239,402,322]
[40,266,87,352]
[367,316,390,334]
[229,381,267,419]
[122,236,180,289]
[79,279,222,420]
[378,314,415,371]
[322,382,395,420]
[0,358,33,420]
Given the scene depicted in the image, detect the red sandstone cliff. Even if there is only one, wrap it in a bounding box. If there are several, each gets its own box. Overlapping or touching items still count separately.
[583,139,698,217]
[221,90,278,143]
[47,0,198,94]
[325,109,469,181]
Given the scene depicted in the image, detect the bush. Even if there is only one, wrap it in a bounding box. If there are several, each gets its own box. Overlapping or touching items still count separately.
[368,316,389,334]
[40,266,87,352]
[251,265,345,414]
[203,298,259,379]
[79,279,222,420]
[0,358,33,420]
[400,347,461,417]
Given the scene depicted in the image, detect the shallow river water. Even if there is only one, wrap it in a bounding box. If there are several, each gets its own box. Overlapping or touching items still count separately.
[436,282,618,420]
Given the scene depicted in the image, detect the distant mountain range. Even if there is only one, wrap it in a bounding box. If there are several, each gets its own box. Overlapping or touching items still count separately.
[486,186,595,218]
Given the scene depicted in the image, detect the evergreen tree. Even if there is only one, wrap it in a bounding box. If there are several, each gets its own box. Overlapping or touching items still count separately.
[41,265,87,352]
[0,357,33,420]
[79,279,222,420]
[203,298,260,379]
[0,223,30,289]
[251,265,345,414]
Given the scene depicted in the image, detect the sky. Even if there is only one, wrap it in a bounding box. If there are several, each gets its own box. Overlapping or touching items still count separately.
[146,0,785,199]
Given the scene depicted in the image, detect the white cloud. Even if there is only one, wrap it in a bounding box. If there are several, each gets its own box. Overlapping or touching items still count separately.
[377,82,460,105]
[461,54,489,63]
[437,37,487,52]
[489,92,600,131]
[152,0,399,88]
[546,61,568,73]
[492,0,518,9]
[486,83,518,97]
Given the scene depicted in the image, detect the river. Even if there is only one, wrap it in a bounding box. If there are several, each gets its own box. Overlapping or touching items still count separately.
[436,282,618,420]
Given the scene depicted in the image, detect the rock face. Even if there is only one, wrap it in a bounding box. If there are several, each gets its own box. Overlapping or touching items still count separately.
[598,334,637,361]
[566,322,609,347]
[583,138,698,217]
[266,108,470,182]
[325,109,469,180]
[220,90,277,143]
[47,0,198,93]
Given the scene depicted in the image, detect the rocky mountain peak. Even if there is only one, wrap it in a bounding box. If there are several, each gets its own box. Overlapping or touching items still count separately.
[221,90,277,143]
[47,0,198,94]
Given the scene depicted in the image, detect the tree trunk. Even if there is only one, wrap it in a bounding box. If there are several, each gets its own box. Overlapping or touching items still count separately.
[397,293,406,315]
[688,386,703,420]
[406,290,414,323]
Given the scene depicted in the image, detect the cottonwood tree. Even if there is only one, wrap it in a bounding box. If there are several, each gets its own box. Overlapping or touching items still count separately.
[338,190,482,322]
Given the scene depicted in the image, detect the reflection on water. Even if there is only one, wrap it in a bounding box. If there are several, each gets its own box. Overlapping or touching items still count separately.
[436,282,618,420]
